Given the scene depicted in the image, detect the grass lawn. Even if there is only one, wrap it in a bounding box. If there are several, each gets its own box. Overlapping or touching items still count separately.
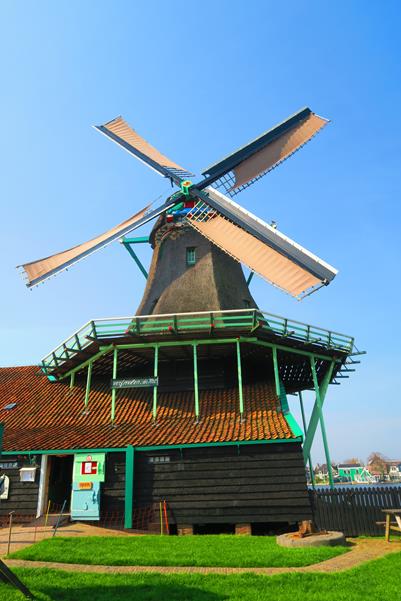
[1,552,401,600]
[8,535,348,567]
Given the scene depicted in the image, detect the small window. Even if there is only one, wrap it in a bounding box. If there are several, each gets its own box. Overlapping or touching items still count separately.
[148,456,170,464]
[186,247,196,266]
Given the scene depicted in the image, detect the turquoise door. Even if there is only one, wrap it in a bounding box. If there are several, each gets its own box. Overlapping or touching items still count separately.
[71,481,100,521]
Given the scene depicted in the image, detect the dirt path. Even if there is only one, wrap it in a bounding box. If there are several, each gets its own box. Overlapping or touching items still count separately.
[4,538,401,575]
[0,522,135,557]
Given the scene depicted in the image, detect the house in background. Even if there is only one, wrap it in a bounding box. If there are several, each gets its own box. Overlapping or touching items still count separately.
[338,463,374,483]
[386,461,401,481]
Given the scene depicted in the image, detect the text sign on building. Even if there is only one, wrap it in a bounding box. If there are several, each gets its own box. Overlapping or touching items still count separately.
[111,377,159,389]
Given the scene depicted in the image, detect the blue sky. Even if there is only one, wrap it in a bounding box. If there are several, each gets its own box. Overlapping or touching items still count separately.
[1,1,400,463]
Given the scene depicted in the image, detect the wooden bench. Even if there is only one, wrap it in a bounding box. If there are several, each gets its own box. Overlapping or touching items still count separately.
[378,509,401,542]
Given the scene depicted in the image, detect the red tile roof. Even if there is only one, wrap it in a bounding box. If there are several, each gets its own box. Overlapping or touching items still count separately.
[0,366,296,452]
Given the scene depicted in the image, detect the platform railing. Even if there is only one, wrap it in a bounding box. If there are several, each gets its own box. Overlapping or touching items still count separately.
[41,308,355,374]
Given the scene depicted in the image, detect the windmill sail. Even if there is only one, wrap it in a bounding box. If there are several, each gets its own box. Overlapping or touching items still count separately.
[200,108,328,196]
[19,201,173,287]
[187,187,337,298]
[94,116,194,185]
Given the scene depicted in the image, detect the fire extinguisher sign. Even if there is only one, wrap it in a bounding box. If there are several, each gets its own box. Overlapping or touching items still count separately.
[81,456,98,476]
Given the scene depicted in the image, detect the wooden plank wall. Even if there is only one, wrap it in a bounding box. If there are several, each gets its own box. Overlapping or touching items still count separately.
[101,452,126,514]
[0,455,41,521]
[134,443,311,525]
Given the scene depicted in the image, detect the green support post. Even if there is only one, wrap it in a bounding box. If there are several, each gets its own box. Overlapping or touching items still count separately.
[122,241,148,279]
[246,271,254,286]
[299,391,315,487]
[84,362,92,412]
[193,344,199,420]
[111,348,118,423]
[309,357,335,489]
[153,345,159,421]
[236,340,244,417]
[69,372,75,389]
[124,445,134,529]
[272,346,280,397]
[303,361,335,462]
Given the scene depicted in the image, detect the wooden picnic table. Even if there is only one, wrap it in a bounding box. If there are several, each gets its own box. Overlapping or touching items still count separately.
[382,509,401,542]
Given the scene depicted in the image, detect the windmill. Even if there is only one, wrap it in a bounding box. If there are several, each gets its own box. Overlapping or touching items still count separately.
[6,107,361,535]
[18,107,337,311]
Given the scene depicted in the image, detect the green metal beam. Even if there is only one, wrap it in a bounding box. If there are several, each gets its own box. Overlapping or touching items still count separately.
[69,372,75,389]
[236,340,244,416]
[153,345,159,421]
[2,447,127,455]
[272,346,280,397]
[84,362,92,411]
[303,361,334,461]
[124,445,134,529]
[122,242,148,279]
[107,337,258,351]
[299,390,315,486]
[122,236,150,244]
[305,358,335,488]
[111,348,118,423]
[246,271,255,286]
[61,344,114,381]
[2,436,304,457]
[193,344,199,420]
[252,338,341,363]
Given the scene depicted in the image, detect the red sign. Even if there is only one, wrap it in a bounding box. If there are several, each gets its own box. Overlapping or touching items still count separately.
[81,461,98,475]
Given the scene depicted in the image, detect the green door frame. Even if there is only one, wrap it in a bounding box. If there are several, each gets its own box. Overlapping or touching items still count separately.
[124,445,134,529]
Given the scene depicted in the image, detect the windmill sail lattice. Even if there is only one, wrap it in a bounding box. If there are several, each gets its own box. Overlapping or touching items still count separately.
[18,107,337,299]
[94,116,194,184]
[186,187,337,298]
[19,203,156,287]
[201,108,328,197]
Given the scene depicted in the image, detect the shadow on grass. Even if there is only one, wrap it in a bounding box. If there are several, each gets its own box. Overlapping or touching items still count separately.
[39,583,227,601]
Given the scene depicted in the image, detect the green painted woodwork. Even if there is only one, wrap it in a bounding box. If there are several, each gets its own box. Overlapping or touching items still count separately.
[122,241,148,279]
[278,382,303,440]
[272,346,280,397]
[252,338,340,363]
[153,345,159,420]
[84,362,92,409]
[308,358,335,489]
[2,447,126,456]
[109,337,257,351]
[43,309,355,379]
[124,445,134,529]
[122,236,150,244]
[193,344,199,419]
[246,271,254,286]
[70,372,75,389]
[73,453,106,483]
[236,340,244,415]
[186,247,196,266]
[111,348,118,423]
[62,344,114,381]
[2,436,303,457]
[302,361,335,463]
[0,423,3,456]
[181,180,193,197]
[299,391,315,487]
